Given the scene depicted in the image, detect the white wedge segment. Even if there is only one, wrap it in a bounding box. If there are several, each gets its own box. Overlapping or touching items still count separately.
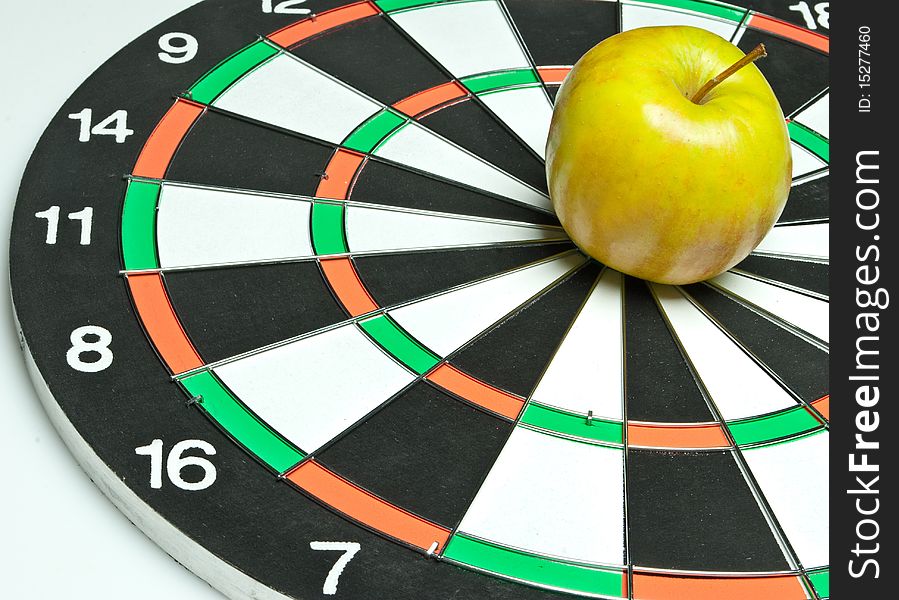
[711,272,829,343]
[345,206,564,253]
[457,426,625,565]
[156,183,313,269]
[793,93,829,138]
[389,0,530,78]
[743,432,829,569]
[791,170,827,188]
[652,284,797,420]
[374,122,552,210]
[213,53,382,145]
[791,141,827,179]
[531,269,624,420]
[390,253,586,357]
[621,1,741,40]
[479,86,553,159]
[730,24,747,46]
[388,1,556,164]
[214,324,415,453]
[755,223,829,261]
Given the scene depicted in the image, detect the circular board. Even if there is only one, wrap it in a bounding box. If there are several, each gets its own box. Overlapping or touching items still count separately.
[9,1,830,599]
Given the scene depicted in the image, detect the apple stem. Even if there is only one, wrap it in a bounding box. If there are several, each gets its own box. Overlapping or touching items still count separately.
[691,43,767,104]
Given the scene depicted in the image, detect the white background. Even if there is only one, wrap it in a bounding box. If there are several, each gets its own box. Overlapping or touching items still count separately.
[0,2,223,598]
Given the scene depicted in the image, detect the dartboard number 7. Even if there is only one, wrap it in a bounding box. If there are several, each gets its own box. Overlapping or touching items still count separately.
[309,542,361,596]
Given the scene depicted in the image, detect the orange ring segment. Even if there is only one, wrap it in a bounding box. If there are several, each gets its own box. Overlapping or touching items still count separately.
[427,364,525,420]
[632,571,807,600]
[132,100,204,180]
[319,258,379,317]
[537,67,572,85]
[317,149,366,200]
[127,274,203,374]
[627,422,730,450]
[748,14,829,54]
[811,395,829,420]
[268,1,381,48]
[393,81,469,117]
[288,460,451,553]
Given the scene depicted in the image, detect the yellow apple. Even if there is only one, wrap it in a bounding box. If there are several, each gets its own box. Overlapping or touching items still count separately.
[546,26,792,285]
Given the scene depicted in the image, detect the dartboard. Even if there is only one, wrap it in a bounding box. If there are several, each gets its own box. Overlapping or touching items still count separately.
[9,1,830,599]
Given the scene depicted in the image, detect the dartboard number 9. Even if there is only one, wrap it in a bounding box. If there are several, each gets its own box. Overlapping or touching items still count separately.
[10,1,830,599]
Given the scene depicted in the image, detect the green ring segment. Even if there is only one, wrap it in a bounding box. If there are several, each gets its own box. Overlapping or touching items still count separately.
[189,41,280,105]
[376,0,484,15]
[181,371,306,473]
[343,109,408,153]
[626,0,747,23]
[807,567,829,599]
[311,202,350,255]
[359,315,442,375]
[121,180,161,271]
[788,121,829,162]
[728,403,826,448]
[461,69,542,95]
[520,402,623,446]
[444,534,626,598]
[517,401,826,450]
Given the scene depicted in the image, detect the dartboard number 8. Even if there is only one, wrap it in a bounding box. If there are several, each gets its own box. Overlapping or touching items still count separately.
[66,325,113,373]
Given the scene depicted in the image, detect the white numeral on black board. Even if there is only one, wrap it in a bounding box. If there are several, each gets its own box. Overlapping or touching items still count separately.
[66,325,113,372]
[35,206,93,245]
[310,542,361,595]
[788,1,829,30]
[68,207,93,245]
[34,206,60,244]
[262,0,311,15]
[68,109,134,143]
[159,32,199,64]
[135,439,217,491]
